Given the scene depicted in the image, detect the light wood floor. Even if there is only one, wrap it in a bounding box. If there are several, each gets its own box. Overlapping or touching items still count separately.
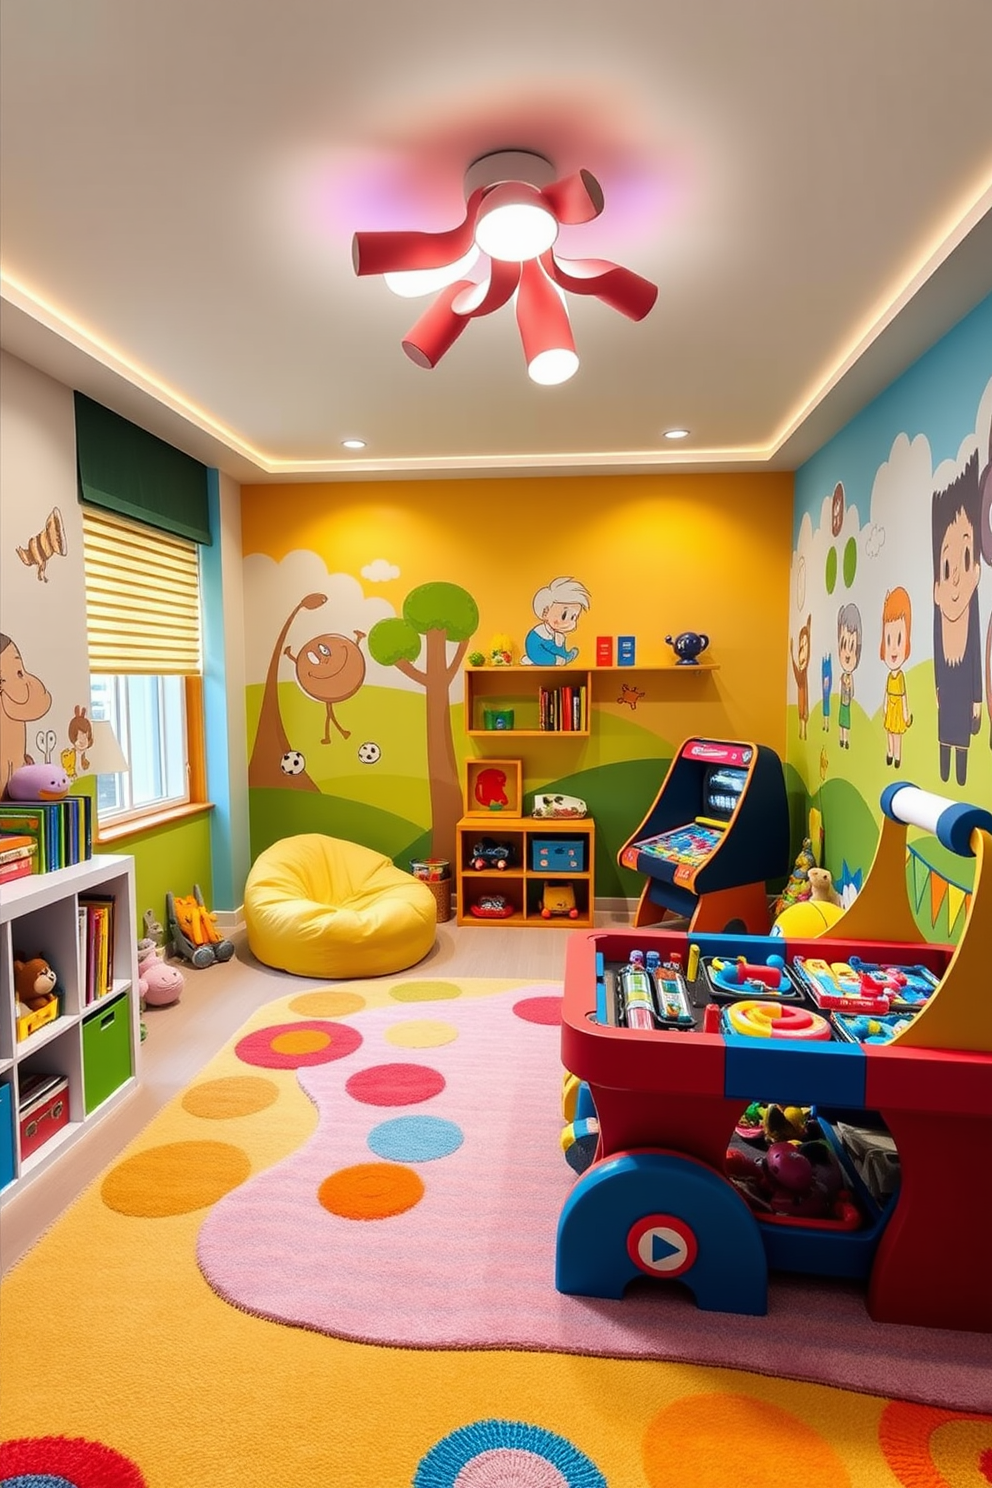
[1,912,631,1274]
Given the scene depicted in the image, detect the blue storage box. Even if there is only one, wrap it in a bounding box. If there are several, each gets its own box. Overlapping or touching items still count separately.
[531,838,586,872]
[0,1083,15,1190]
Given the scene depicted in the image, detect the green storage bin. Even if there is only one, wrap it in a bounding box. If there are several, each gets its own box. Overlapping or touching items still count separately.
[82,994,133,1114]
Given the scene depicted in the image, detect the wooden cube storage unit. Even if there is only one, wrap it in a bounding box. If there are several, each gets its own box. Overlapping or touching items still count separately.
[455,816,596,928]
[464,758,523,816]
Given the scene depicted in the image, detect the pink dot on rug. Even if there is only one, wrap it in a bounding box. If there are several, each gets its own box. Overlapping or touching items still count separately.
[454,1448,570,1486]
[345,1062,445,1106]
[513,995,562,1025]
[236,1019,362,1069]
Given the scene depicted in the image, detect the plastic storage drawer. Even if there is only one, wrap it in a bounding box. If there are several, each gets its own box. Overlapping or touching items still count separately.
[0,1083,14,1188]
[82,994,133,1114]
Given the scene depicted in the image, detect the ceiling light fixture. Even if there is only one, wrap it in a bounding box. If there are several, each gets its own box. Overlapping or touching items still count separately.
[663,428,690,440]
[352,150,657,386]
[341,438,366,449]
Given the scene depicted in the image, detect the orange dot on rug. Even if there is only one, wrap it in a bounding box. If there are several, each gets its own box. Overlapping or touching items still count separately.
[182,1076,280,1119]
[270,1028,331,1055]
[101,1141,252,1217]
[389,980,463,1002]
[289,989,366,1018]
[879,1400,992,1486]
[318,1161,425,1220]
[642,1393,850,1487]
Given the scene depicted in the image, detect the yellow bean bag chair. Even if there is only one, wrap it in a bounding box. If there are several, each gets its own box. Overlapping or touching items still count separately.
[244,835,437,979]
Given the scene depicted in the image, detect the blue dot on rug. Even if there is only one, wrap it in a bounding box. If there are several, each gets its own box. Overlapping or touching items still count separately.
[367,1115,464,1162]
[3,1478,76,1487]
[413,1419,606,1487]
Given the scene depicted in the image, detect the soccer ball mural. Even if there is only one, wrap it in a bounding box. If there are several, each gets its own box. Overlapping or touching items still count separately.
[280,750,306,775]
[357,741,381,764]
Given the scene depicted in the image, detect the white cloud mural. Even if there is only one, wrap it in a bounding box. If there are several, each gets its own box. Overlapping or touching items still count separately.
[361,558,401,583]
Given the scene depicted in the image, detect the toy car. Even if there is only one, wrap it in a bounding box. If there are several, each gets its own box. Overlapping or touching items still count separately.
[470,838,515,871]
[539,882,579,918]
[470,893,515,919]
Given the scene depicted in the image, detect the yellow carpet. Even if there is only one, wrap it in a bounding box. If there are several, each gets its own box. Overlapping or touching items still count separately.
[2,976,989,1488]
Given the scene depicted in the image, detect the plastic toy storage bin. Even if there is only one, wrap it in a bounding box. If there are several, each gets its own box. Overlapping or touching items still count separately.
[0,1084,14,1189]
[82,993,132,1114]
[530,837,586,872]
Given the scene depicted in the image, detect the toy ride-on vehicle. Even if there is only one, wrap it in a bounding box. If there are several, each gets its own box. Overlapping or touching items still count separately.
[470,837,515,871]
[167,883,236,968]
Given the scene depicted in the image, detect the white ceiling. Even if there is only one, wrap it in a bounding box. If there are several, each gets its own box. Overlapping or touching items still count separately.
[2,0,991,484]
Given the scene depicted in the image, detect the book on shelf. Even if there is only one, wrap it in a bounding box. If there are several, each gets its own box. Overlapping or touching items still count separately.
[0,835,38,868]
[0,855,34,885]
[79,895,115,1002]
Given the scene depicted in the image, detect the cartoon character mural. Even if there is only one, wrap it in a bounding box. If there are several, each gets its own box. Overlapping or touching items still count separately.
[0,634,52,788]
[820,653,832,732]
[931,452,983,786]
[367,580,479,863]
[248,593,328,791]
[791,615,812,740]
[284,630,367,744]
[521,577,590,665]
[982,429,992,749]
[60,705,93,780]
[836,602,862,750]
[881,587,913,769]
[16,507,67,583]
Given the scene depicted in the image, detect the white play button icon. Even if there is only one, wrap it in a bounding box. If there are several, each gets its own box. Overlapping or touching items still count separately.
[627,1214,699,1278]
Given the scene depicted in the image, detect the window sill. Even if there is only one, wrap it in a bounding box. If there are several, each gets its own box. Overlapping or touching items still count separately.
[96,800,214,845]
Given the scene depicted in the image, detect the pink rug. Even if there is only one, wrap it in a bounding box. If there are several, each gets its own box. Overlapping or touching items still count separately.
[197,985,992,1410]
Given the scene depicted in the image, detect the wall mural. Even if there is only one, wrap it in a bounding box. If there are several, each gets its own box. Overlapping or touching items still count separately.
[789,355,992,943]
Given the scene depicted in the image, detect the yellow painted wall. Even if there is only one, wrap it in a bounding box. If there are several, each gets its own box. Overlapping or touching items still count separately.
[242,470,794,757]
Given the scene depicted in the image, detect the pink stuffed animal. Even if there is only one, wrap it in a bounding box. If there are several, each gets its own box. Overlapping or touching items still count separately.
[138,946,184,1007]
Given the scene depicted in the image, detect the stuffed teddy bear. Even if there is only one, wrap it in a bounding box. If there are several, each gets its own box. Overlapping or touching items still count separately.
[13,956,58,1011]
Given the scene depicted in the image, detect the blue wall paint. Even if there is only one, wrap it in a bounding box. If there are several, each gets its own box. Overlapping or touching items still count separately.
[202,467,236,909]
[795,293,992,536]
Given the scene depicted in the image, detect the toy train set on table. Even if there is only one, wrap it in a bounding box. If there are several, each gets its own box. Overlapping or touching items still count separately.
[558,783,992,1333]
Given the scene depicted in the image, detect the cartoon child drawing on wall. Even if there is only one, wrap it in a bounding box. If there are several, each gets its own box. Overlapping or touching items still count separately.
[821,653,832,732]
[60,706,93,780]
[791,615,811,740]
[981,431,992,750]
[836,602,862,750]
[521,577,590,666]
[881,587,913,769]
[0,634,52,787]
[931,453,983,786]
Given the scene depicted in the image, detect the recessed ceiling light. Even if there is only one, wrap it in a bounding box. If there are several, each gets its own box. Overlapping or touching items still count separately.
[663,428,690,440]
[341,438,366,450]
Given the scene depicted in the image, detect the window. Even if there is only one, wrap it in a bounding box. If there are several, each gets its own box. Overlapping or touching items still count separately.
[90,674,189,821]
[81,507,206,834]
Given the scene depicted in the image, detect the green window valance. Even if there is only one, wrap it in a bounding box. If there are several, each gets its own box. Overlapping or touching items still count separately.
[74,392,212,546]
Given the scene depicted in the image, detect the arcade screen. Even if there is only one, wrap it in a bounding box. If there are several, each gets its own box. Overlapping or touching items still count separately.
[704,766,747,821]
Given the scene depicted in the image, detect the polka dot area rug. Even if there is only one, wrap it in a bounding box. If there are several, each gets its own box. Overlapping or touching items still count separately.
[2,978,989,1488]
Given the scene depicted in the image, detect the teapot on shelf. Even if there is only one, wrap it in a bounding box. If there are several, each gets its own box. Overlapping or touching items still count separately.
[665,631,710,665]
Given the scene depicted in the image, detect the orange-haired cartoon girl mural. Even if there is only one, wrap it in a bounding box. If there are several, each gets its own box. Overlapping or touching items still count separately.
[881,587,913,769]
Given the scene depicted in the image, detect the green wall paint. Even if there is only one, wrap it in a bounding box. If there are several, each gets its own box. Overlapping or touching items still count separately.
[98,812,214,939]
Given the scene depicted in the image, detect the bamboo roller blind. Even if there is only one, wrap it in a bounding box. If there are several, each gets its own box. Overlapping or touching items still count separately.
[82,507,202,676]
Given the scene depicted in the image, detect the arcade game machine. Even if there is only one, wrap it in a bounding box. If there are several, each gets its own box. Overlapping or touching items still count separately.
[619,738,790,934]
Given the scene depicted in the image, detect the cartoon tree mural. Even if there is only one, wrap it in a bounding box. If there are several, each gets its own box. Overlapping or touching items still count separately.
[248,592,326,791]
[367,582,479,861]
